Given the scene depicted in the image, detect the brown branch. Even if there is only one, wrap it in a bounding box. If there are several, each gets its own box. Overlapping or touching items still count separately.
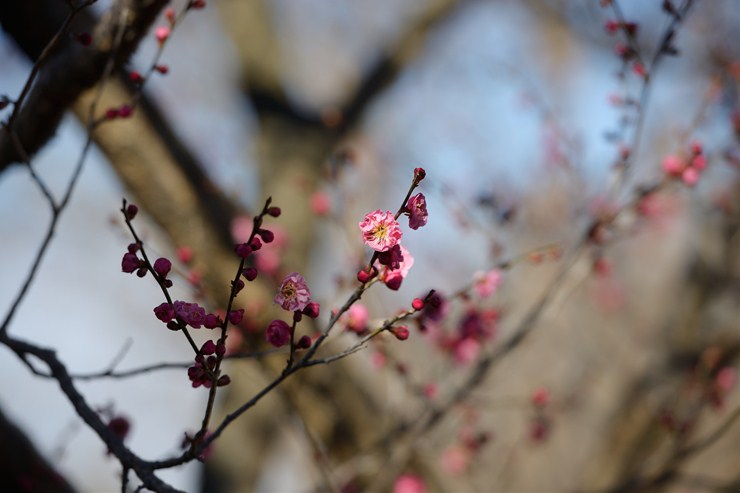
[0,0,169,168]
[0,334,183,493]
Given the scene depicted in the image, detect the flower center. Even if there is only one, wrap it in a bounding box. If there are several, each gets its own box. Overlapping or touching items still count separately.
[374,224,388,239]
[281,282,296,300]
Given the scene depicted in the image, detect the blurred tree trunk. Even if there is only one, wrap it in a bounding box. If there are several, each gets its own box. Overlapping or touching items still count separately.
[0,406,77,493]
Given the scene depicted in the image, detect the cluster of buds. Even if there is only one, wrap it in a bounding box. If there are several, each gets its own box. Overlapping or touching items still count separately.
[661,141,707,187]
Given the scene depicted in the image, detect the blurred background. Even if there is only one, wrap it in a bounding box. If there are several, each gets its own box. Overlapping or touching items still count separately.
[0,0,738,491]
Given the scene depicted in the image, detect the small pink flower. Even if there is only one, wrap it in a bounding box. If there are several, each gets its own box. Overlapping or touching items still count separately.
[177,246,193,263]
[393,474,426,493]
[407,193,428,230]
[682,166,699,187]
[155,26,170,44]
[716,367,736,392]
[265,319,291,347]
[473,269,503,298]
[604,19,620,34]
[531,387,550,407]
[359,210,402,252]
[692,154,707,170]
[165,8,176,24]
[344,304,369,334]
[440,446,470,475]
[632,61,647,78]
[423,382,438,399]
[662,154,684,176]
[310,191,331,216]
[454,338,480,366]
[231,215,252,243]
[274,272,311,312]
[370,351,386,369]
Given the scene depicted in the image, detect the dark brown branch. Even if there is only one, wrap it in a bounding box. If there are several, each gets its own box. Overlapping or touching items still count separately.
[0,0,169,168]
[0,334,183,493]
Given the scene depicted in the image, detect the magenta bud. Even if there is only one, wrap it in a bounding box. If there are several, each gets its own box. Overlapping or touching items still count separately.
[242,267,258,281]
[302,302,320,319]
[390,325,410,341]
[204,313,220,329]
[267,206,281,217]
[121,253,140,273]
[125,204,138,220]
[258,229,274,243]
[384,275,403,291]
[153,257,172,277]
[217,375,231,387]
[296,335,311,349]
[235,243,252,259]
[108,416,131,440]
[228,309,244,325]
[201,340,216,355]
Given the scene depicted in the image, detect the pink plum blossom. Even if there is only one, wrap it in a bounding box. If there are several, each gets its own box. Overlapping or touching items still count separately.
[532,387,550,407]
[310,191,331,216]
[454,338,481,366]
[231,215,252,243]
[274,272,312,312]
[344,304,369,334]
[393,475,426,493]
[662,154,684,176]
[473,269,503,298]
[440,446,470,475]
[359,210,402,252]
[406,193,428,230]
[682,167,699,187]
[155,26,170,44]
